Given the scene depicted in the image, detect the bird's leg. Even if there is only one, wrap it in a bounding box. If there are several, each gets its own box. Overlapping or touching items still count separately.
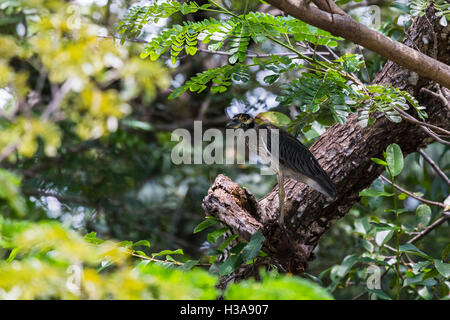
[277,171,286,224]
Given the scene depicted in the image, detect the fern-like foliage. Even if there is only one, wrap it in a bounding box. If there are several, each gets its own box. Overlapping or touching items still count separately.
[169,63,250,99]
[117,1,209,41]
[243,12,342,46]
[119,0,428,131]
[120,2,341,65]
[255,55,304,84]
[434,0,450,26]
[409,0,450,26]
[276,55,362,127]
[409,0,430,17]
[198,18,251,64]
[275,53,427,129]
[357,85,427,126]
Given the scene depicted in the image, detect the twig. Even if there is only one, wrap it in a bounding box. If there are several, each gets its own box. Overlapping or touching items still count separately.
[130,252,185,266]
[421,87,450,112]
[130,252,210,267]
[379,175,445,208]
[418,149,450,186]
[197,47,329,57]
[407,215,450,244]
[325,45,340,59]
[41,81,72,120]
[437,86,450,111]
[420,126,450,146]
[393,106,450,137]
[391,105,450,145]
[98,35,147,43]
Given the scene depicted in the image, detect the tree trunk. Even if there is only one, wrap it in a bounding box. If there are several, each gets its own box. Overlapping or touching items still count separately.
[202,6,450,274]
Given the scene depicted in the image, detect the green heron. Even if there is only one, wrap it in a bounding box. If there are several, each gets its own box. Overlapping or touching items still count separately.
[226,113,336,224]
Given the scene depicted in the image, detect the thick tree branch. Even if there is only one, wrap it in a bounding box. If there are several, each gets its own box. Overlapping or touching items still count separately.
[263,0,450,89]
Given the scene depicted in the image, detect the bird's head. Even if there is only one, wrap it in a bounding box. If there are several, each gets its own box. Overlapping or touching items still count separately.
[225,113,255,130]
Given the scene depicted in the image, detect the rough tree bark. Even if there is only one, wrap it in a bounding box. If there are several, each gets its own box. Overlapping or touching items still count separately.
[202,6,450,275]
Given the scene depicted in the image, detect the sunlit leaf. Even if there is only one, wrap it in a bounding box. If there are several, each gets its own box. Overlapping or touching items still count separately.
[385,143,404,177]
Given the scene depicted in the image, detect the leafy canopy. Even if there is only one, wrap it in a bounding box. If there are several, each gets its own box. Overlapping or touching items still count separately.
[118,0,427,134]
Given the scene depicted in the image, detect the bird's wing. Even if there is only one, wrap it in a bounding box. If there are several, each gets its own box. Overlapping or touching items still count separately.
[263,123,337,199]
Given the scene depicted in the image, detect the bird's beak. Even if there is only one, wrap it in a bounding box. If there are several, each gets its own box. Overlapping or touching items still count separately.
[225,118,241,129]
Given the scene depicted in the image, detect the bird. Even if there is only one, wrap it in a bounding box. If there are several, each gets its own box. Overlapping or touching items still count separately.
[225,112,336,224]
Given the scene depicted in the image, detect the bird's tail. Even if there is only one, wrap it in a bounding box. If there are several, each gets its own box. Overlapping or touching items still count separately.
[305,174,337,200]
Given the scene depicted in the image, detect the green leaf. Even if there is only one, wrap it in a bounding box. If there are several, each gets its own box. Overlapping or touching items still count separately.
[330,254,358,281]
[228,54,239,64]
[398,193,408,200]
[263,74,279,84]
[119,240,133,247]
[384,208,409,214]
[355,257,389,266]
[359,188,394,198]
[438,281,449,298]
[385,143,404,177]
[152,249,184,257]
[207,227,229,243]
[6,248,20,263]
[418,286,433,300]
[399,243,432,260]
[218,234,238,251]
[371,157,387,166]
[230,242,246,254]
[256,111,291,128]
[219,254,243,276]
[241,230,265,262]
[84,232,104,244]
[412,260,431,273]
[181,260,199,271]
[185,46,197,55]
[193,217,218,234]
[169,86,188,99]
[132,240,151,248]
[354,218,371,235]
[422,268,439,281]
[370,222,398,231]
[210,85,227,93]
[416,204,432,229]
[367,288,392,300]
[403,274,435,287]
[434,260,450,278]
[121,119,153,131]
[375,230,394,246]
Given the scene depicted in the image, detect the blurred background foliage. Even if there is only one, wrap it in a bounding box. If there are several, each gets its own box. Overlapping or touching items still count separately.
[0,0,448,300]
